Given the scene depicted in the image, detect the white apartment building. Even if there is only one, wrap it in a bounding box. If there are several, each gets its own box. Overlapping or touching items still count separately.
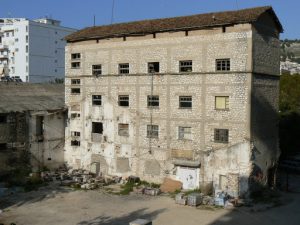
[0,18,76,83]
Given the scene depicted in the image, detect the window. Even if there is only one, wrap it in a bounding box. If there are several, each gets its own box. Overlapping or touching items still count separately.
[215,96,229,110]
[216,59,230,71]
[147,95,159,107]
[178,127,192,140]
[26,35,28,43]
[36,116,44,136]
[92,95,102,106]
[71,53,81,60]
[179,60,192,72]
[119,63,129,74]
[148,62,159,73]
[71,79,80,85]
[179,96,192,108]
[214,129,229,143]
[26,45,28,53]
[118,95,129,107]
[0,114,7,123]
[71,88,80,94]
[92,122,103,134]
[92,64,102,76]
[118,123,129,136]
[71,62,80,69]
[70,113,80,119]
[71,131,81,137]
[71,140,80,146]
[147,125,159,138]
[0,143,7,151]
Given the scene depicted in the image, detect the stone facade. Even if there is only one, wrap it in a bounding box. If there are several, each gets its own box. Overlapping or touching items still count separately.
[65,12,281,195]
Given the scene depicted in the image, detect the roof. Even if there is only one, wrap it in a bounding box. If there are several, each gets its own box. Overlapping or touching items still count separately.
[0,83,65,113]
[65,6,283,43]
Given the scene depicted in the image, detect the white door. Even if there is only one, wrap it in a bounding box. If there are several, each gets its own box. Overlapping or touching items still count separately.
[177,167,198,190]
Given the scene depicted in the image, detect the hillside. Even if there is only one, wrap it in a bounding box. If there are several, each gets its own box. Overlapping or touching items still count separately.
[281,39,300,63]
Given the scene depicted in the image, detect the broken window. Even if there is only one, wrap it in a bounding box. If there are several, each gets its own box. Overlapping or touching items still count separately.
[215,96,229,110]
[36,116,44,136]
[0,114,7,123]
[147,125,159,138]
[71,62,80,69]
[0,143,7,151]
[71,88,80,94]
[71,53,81,60]
[148,62,160,73]
[71,79,80,85]
[178,127,192,140]
[119,63,129,74]
[71,131,81,137]
[92,64,102,76]
[147,95,159,108]
[179,96,192,108]
[179,60,192,72]
[92,122,103,134]
[118,95,129,107]
[118,123,129,136]
[214,129,229,143]
[92,95,102,106]
[71,140,80,146]
[216,59,230,71]
[70,113,80,119]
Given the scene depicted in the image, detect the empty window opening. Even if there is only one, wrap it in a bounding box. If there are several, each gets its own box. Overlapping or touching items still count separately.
[179,96,192,108]
[118,123,129,136]
[71,79,80,85]
[0,143,7,151]
[0,114,7,123]
[70,113,80,119]
[153,33,156,38]
[71,88,80,94]
[148,62,160,73]
[119,95,129,107]
[178,126,192,140]
[119,63,129,74]
[222,26,226,33]
[216,59,230,71]
[179,60,192,72]
[71,62,80,69]
[71,131,81,137]
[147,125,159,138]
[92,122,103,134]
[215,96,229,110]
[147,95,159,107]
[71,53,81,60]
[185,30,189,36]
[214,129,229,143]
[71,140,80,146]
[123,36,126,41]
[36,116,44,136]
[92,95,102,106]
[92,64,102,76]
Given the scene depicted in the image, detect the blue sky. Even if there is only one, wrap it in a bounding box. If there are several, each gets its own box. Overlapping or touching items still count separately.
[0,0,299,39]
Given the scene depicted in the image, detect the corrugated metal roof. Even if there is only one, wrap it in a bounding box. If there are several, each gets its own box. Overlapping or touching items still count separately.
[65,6,283,42]
[0,83,64,112]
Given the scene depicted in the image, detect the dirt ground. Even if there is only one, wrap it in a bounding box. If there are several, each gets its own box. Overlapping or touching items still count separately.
[0,183,300,225]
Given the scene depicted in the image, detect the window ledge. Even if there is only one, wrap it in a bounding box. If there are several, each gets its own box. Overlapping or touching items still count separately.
[178,107,192,109]
[215,109,230,111]
[147,106,159,109]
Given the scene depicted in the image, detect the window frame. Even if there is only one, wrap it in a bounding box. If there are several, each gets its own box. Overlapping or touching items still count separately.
[118,95,129,107]
[179,96,192,108]
[92,95,102,106]
[71,53,81,60]
[214,129,229,143]
[118,123,129,137]
[119,63,129,74]
[215,96,229,110]
[71,88,80,94]
[0,114,7,123]
[178,126,192,140]
[148,62,160,73]
[147,125,159,138]
[179,60,193,72]
[216,59,230,71]
[71,79,80,85]
[71,131,81,137]
[71,62,80,69]
[147,95,159,108]
[92,122,103,134]
[92,64,102,76]
[71,140,80,146]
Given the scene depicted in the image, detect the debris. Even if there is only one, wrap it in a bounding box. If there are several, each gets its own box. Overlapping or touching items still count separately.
[187,193,203,207]
[175,193,187,205]
[202,195,214,205]
[143,187,160,196]
[160,178,182,193]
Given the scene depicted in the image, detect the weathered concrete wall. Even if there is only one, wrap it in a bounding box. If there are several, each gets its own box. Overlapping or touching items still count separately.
[250,74,280,189]
[29,111,65,170]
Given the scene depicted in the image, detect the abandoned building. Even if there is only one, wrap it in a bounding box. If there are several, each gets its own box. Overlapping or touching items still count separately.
[0,83,65,179]
[64,6,282,195]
